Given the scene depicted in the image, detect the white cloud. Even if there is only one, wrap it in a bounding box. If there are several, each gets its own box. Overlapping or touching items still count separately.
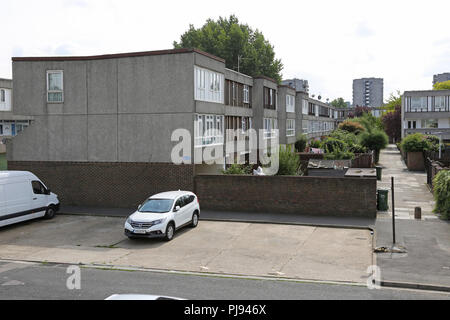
[1,0,450,102]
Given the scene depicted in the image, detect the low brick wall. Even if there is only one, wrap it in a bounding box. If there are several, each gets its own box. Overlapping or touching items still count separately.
[8,161,194,208]
[195,174,377,218]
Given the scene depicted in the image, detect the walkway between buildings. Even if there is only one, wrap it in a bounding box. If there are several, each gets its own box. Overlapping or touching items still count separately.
[375,145,450,290]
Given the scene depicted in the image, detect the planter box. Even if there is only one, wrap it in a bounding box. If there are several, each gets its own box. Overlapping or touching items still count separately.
[406,151,425,171]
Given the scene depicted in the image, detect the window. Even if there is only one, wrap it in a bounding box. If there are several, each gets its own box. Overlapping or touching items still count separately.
[31,181,47,195]
[194,66,223,103]
[243,85,249,103]
[302,100,308,115]
[286,95,295,113]
[410,97,427,112]
[194,114,224,147]
[264,118,277,139]
[286,119,295,137]
[47,70,64,102]
[421,119,438,128]
[0,89,4,102]
[435,96,446,111]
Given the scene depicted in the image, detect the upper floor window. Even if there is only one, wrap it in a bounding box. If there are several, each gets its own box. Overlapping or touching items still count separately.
[434,96,446,111]
[263,118,278,139]
[302,100,308,114]
[195,66,223,104]
[286,95,295,113]
[243,85,250,104]
[410,97,427,112]
[0,89,4,102]
[264,87,276,110]
[47,70,64,103]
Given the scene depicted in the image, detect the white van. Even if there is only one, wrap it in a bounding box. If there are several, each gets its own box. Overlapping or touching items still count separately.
[0,171,60,228]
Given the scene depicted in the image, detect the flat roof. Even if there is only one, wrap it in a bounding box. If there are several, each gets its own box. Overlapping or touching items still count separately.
[404,89,450,94]
[12,48,226,63]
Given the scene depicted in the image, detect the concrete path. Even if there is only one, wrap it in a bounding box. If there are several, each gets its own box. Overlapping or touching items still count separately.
[377,144,436,220]
[375,145,450,289]
[0,215,374,284]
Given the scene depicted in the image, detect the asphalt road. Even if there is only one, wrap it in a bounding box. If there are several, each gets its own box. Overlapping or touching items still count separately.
[0,260,448,300]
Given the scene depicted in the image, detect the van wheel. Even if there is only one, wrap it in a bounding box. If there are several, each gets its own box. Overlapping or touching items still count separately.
[44,206,56,220]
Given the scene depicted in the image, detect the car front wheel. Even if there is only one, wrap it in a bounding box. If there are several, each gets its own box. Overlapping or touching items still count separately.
[165,223,175,241]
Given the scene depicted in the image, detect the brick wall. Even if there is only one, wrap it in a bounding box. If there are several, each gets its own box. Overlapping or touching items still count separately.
[195,174,377,218]
[8,161,194,208]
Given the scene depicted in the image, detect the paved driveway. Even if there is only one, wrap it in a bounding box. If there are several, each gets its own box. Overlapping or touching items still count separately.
[0,215,373,284]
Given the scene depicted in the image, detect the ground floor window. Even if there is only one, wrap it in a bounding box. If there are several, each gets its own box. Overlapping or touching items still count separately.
[194,114,224,147]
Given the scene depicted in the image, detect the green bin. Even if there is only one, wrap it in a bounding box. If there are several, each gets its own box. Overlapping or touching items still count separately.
[375,166,382,181]
[377,188,389,211]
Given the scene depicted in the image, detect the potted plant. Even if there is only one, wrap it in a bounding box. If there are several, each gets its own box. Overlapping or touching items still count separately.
[400,133,429,171]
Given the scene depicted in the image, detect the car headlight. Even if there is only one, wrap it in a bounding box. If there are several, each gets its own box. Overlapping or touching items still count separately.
[126,217,133,225]
[153,218,166,225]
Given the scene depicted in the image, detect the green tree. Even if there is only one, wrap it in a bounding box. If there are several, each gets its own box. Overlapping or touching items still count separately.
[173,15,283,83]
[433,80,450,90]
[330,97,347,109]
[383,91,402,112]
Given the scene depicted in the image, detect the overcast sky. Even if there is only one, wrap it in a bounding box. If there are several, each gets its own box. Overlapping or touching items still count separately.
[2,0,449,103]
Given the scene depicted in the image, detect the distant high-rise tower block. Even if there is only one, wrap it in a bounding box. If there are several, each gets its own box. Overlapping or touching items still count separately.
[433,73,450,85]
[353,78,383,108]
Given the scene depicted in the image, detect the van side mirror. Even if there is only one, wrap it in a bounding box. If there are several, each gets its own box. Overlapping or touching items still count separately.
[174,206,181,212]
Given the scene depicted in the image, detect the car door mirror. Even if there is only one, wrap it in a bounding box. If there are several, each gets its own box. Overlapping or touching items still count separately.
[174,205,181,212]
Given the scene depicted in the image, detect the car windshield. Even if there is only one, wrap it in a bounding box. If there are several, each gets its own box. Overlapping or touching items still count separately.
[139,199,174,213]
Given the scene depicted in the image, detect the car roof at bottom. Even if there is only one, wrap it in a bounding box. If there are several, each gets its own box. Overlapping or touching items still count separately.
[149,190,194,200]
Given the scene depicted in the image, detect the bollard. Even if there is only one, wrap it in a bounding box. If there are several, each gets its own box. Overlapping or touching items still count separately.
[414,207,422,220]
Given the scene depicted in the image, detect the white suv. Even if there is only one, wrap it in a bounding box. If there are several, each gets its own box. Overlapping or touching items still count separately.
[124,191,200,241]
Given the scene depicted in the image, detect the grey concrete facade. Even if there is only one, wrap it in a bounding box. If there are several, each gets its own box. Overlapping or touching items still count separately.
[353,77,383,108]
[277,85,297,147]
[433,72,450,85]
[401,89,450,140]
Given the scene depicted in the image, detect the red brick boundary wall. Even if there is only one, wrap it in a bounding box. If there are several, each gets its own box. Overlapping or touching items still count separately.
[195,174,377,218]
[8,161,194,208]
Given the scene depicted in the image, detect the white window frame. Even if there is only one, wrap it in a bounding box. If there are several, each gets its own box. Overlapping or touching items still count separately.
[243,85,249,103]
[435,96,446,111]
[194,114,224,147]
[302,100,308,115]
[286,95,295,113]
[286,119,295,137]
[46,70,64,103]
[194,66,224,104]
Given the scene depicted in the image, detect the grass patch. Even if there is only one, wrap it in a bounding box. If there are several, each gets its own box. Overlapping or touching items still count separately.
[0,153,7,170]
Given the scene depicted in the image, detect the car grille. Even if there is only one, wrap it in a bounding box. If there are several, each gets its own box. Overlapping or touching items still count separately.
[130,221,154,229]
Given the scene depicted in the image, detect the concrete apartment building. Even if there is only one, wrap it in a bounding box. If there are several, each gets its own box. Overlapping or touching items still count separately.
[281,78,309,93]
[6,48,294,207]
[0,78,33,154]
[401,89,450,142]
[353,78,383,117]
[433,72,450,85]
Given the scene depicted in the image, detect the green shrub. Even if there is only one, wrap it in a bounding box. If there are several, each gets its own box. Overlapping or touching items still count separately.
[222,164,253,175]
[294,134,308,152]
[324,150,355,160]
[433,170,450,220]
[359,129,389,163]
[309,140,322,149]
[352,113,384,133]
[338,120,365,134]
[322,137,347,153]
[348,144,368,154]
[424,135,440,152]
[329,129,358,145]
[400,133,429,153]
[277,147,300,175]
